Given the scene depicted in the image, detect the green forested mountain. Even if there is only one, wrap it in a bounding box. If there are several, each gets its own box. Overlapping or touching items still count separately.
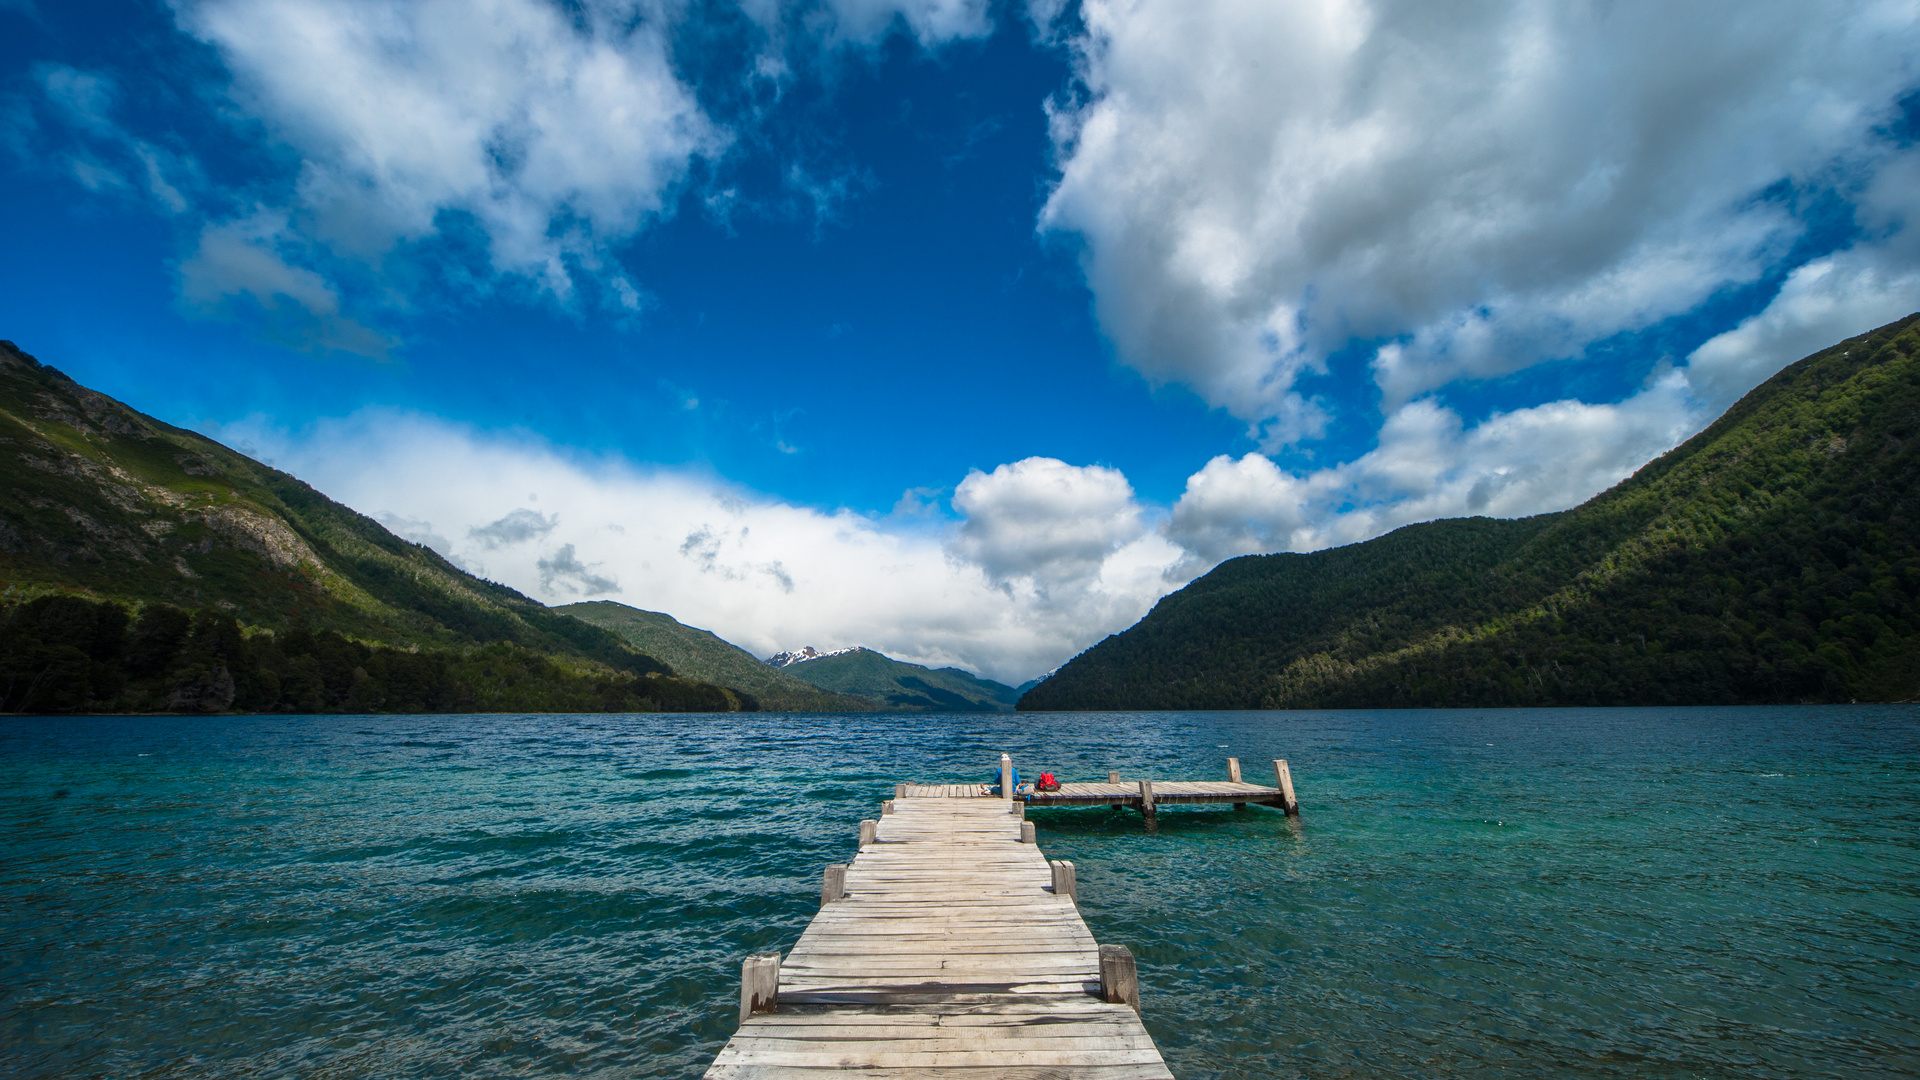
[0,340,744,714]
[560,601,874,711]
[776,647,1022,712]
[1023,314,1920,710]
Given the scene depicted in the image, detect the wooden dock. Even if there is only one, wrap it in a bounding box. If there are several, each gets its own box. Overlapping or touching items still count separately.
[703,758,1300,1078]
[900,756,1300,822]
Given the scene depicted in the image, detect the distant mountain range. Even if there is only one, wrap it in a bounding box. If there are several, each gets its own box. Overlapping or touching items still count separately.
[560,603,873,712]
[566,607,1023,712]
[1022,314,1920,709]
[764,645,1022,712]
[0,340,742,714]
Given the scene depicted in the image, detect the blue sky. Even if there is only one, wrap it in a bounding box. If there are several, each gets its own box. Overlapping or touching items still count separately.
[2,0,1243,508]
[4,0,1918,681]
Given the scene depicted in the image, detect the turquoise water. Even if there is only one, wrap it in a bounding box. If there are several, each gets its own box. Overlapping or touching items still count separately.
[2,707,1916,1078]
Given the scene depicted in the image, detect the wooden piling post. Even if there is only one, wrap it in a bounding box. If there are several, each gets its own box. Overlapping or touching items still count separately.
[1020,821,1036,844]
[859,819,877,849]
[1099,944,1140,1011]
[1010,800,1024,819]
[1050,859,1076,902]
[1273,759,1299,815]
[894,783,906,799]
[1107,770,1119,784]
[1000,753,1013,800]
[1138,779,1156,823]
[821,863,847,905]
[1229,757,1246,809]
[740,952,781,1024]
[882,799,895,816]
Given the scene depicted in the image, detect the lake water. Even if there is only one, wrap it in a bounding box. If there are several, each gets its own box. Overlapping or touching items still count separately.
[2,707,1916,1078]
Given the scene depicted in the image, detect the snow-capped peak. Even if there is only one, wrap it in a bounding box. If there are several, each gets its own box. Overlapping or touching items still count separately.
[765,645,863,669]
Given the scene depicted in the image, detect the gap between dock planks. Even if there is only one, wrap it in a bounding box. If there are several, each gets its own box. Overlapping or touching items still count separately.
[704,795,1173,1080]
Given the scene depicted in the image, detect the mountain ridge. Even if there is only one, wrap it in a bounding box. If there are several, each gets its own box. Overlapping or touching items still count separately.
[0,339,744,713]
[1022,313,1920,709]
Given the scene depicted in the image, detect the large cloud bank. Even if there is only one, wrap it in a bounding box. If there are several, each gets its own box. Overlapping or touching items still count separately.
[1042,0,1920,441]
[157,0,728,348]
[224,414,1181,684]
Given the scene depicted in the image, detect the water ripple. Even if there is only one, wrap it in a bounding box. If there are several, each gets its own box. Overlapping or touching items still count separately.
[2,706,1916,1078]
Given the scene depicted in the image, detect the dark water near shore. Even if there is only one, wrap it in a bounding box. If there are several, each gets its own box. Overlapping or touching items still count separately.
[2,707,1916,1079]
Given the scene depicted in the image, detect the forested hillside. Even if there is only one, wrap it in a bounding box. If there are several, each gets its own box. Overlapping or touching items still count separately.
[0,340,744,713]
[0,594,739,714]
[1023,314,1920,709]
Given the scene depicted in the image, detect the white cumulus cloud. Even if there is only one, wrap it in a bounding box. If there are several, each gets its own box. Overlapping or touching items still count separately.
[1042,0,1920,441]
[1167,374,1700,567]
[948,457,1145,594]
[174,0,722,330]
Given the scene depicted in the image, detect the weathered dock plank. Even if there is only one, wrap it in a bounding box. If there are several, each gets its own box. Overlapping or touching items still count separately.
[706,758,1305,1077]
[704,795,1173,1079]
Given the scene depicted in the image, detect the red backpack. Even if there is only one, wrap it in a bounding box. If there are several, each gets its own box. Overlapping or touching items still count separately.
[1036,772,1060,792]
